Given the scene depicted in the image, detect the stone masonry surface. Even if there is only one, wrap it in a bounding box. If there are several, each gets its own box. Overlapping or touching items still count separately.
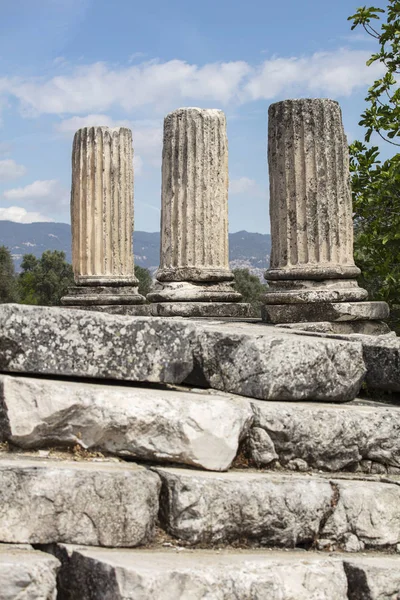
[0,544,60,600]
[0,375,253,471]
[156,467,400,551]
[0,457,160,546]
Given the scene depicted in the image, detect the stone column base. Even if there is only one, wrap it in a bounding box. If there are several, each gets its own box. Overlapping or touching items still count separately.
[150,302,251,318]
[147,281,242,303]
[262,301,389,324]
[61,286,146,307]
[263,279,368,304]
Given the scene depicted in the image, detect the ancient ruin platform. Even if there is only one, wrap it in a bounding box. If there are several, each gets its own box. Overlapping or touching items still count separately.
[0,544,60,599]
[156,466,400,551]
[0,457,160,546]
[150,301,251,318]
[262,301,389,324]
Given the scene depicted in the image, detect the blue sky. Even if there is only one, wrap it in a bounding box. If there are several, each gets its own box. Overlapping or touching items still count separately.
[0,0,387,233]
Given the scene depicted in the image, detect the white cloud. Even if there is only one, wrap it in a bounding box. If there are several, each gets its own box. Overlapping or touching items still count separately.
[4,179,58,200]
[244,49,384,100]
[230,177,259,195]
[3,179,69,209]
[4,59,250,116]
[0,206,54,223]
[0,159,26,181]
[0,49,383,122]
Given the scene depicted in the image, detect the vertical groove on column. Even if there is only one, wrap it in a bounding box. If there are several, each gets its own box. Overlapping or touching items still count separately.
[318,101,328,263]
[330,106,339,265]
[127,130,134,275]
[281,105,289,268]
[95,127,103,274]
[81,129,88,276]
[103,128,111,275]
[88,127,94,276]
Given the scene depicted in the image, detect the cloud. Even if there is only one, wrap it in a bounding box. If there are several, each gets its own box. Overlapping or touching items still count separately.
[0,206,54,223]
[0,159,26,181]
[3,179,69,209]
[230,177,259,195]
[4,60,250,116]
[0,49,383,122]
[244,49,384,100]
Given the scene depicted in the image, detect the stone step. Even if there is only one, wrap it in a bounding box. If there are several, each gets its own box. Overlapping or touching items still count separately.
[0,304,366,402]
[156,467,400,552]
[248,397,400,474]
[0,543,60,600]
[2,374,400,475]
[0,457,160,547]
[42,544,400,600]
[0,375,253,471]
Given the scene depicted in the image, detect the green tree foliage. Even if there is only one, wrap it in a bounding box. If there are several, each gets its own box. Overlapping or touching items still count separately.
[18,250,74,306]
[348,2,400,315]
[134,265,153,298]
[0,246,19,303]
[232,268,267,316]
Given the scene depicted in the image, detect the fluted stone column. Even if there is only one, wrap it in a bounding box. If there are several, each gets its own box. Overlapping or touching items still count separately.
[149,108,249,317]
[262,99,389,331]
[62,126,146,313]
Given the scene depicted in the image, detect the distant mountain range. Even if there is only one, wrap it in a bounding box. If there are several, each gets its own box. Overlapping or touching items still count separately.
[0,221,271,278]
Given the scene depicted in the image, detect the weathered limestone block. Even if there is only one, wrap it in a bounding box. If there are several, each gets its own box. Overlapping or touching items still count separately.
[344,556,400,599]
[0,375,253,471]
[149,107,249,317]
[248,399,400,472]
[322,478,400,550]
[359,334,400,391]
[62,125,145,308]
[275,326,400,392]
[187,320,365,402]
[0,458,160,546]
[0,306,366,402]
[277,321,391,335]
[157,467,400,550]
[0,545,60,600]
[0,304,194,383]
[156,467,334,545]
[51,546,349,600]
